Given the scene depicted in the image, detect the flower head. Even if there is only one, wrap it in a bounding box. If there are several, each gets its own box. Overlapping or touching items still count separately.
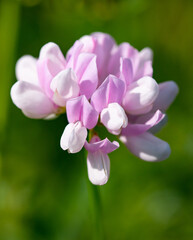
[11,32,179,185]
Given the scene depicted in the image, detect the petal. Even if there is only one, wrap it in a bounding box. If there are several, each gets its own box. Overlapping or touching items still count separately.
[121,110,165,136]
[10,80,56,119]
[75,53,98,99]
[66,36,95,67]
[91,75,125,113]
[84,135,119,153]
[39,42,66,76]
[66,95,98,129]
[152,81,179,112]
[60,121,87,153]
[120,132,171,162]
[139,47,153,62]
[37,43,66,97]
[92,32,116,83]
[16,55,39,85]
[101,103,128,135]
[87,150,110,185]
[149,114,168,134]
[79,35,96,53]
[132,47,153,80]
[50,68,79,106]
[108,42,137,76]
[119,58,133,86]
[122,76,159,115]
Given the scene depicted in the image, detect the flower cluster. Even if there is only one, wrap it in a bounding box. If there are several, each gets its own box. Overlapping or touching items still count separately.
[11,32,178,185]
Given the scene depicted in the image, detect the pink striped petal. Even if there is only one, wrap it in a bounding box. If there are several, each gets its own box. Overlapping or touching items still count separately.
[121,110,165,136]
[85,135,119,153]
[92,32,116,83]
[119,58,133,86]
[91,75,125,113]
[75,53,98,99]
[66,95,98,129]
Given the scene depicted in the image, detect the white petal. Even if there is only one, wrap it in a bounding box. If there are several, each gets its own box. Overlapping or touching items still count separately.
[122,76,159,115]
[16,55,39,85]
[11,81,56,119]
[50,68,79,106]
[60,121,87,153]
[120,132,171,162]
[87,151,110,185]
[100,103,128,135]
[139,47,153,62]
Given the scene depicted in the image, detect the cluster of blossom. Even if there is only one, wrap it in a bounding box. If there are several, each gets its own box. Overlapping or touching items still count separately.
[11,32,178,185]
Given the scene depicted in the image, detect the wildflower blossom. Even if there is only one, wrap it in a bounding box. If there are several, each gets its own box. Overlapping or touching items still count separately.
[11,42,98,119]
[11,32,179,185]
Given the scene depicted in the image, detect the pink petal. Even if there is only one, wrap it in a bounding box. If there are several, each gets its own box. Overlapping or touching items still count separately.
[37,42,66,98]
[108,42,137,76]
[84,135,119,153]
[119,58,133,86]
[152,81,179,112]
[66,36,95,64]
[122,76,159,115]
[11,81,56,119]
[75,53,98,99]
[79,35,96,53]
[66,95,98,129]
[16,55,39,85]
[92,32,116,84]
[91,75,125,113]
[120,132,171,162]
[132,47,153,80]
[39,42,66,75]
[121,110,165,136]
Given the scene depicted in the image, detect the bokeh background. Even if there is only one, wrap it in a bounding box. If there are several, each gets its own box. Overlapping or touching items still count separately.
[0,0,193,239]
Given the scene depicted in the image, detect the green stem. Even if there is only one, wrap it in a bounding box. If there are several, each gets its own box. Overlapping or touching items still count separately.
[85,130,104,240]
[87,180,104,240]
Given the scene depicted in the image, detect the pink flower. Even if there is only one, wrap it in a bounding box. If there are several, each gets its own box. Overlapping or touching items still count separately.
[60,95,98,153]
[11,32,179,185]
[85,135,119,185]
[91,74,128,135]
[11,42,98,119]
[120,81,179,162]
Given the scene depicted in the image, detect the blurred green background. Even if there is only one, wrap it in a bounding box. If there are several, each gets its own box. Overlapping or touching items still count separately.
[0,0,193,239]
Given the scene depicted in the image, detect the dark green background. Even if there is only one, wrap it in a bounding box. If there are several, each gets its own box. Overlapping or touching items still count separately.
[0,0,193,239]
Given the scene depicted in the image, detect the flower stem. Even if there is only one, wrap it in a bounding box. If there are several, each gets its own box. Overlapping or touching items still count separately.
[87,177,104,240]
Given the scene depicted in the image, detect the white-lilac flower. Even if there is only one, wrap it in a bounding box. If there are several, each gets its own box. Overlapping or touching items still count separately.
[11,42,98,119]
[85,135,119,185]
[10,32,179,185]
